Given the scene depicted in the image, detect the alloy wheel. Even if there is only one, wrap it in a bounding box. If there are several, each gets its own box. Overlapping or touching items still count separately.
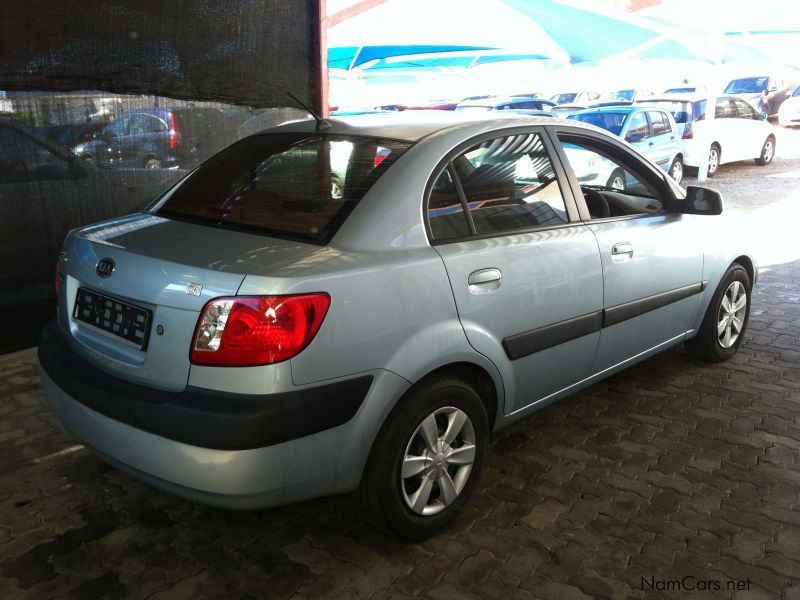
[763,140,774,162]
[401,406,476,516]
[708,148,719,175]
[717,280,747,348]
[670,160,683,183]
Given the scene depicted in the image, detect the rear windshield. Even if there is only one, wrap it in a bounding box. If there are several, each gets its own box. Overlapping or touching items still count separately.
[724,77,768,94]
[151,133,411,243]
[568,111,627,136]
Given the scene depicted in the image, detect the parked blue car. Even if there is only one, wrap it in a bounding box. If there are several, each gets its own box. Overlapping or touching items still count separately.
[568,106,684,184]
[73,108,235,170]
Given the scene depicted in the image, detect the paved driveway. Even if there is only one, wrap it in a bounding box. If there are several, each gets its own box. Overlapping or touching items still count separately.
[1,127,798,600]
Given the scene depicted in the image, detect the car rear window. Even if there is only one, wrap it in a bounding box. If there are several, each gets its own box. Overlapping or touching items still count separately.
[150,133,411,243]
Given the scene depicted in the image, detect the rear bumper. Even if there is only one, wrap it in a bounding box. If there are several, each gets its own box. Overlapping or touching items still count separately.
[39,320,372,450]
[39,320,408,509]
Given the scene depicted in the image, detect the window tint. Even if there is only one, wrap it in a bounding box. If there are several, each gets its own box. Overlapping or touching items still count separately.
[625,111,650,141]
[104,116,128,137]
[452,133,568,235]
[733,99,757,118]
[568,111,627,136]
[128,114,167,135]
[725,77,769,94]
[649,111,672,135]
[153,133,411,243]
[558,135,665,219]
[693,100,708,121]
[427,167,471,241]
[715,98,736,118]
[0,127,72,183]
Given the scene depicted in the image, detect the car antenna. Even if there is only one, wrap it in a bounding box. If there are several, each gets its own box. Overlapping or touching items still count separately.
[287,91,331,132]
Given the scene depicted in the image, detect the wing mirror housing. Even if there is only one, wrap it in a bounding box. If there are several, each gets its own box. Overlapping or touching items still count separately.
[626,132,644,143]
[684,185,723,215]
[758,111,768,120]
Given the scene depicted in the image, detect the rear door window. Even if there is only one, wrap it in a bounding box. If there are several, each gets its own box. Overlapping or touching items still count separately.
[152,133,411,243]
[452,132,569,235]
[649,111,672,135]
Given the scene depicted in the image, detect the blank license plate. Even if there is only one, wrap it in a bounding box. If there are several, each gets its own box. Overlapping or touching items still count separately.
[73,288,152,350]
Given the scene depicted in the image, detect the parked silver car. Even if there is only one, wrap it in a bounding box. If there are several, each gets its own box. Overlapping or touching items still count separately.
[40,113,757,540]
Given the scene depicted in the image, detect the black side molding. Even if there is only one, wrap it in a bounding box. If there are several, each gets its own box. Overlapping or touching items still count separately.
[502,281,707,360]
[503,311,603,360]
[603,282,705,327]
[38,321,373,451]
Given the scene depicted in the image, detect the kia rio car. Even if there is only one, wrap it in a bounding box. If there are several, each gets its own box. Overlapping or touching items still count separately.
[40,114,756,540]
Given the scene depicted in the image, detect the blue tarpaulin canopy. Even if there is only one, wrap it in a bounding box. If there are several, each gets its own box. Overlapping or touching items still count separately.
[328,0,711,72]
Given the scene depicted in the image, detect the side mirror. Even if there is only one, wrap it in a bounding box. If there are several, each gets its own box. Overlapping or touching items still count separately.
[758,112,768,120]
[626,132,644,143]
[684,185,723,215]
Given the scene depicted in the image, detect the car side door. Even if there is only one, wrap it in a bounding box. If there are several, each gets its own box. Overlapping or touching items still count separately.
[429,128,604,415]
[552,128,704,374]
[712,97,738,161]
[732,97,766,156]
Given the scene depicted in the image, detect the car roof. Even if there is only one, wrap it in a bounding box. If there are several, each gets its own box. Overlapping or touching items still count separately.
[265,111,592,142]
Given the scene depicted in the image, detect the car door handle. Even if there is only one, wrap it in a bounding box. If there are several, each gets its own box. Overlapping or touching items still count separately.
[648,141,655,146]
[611,242,634,256]
[468,268,502,293]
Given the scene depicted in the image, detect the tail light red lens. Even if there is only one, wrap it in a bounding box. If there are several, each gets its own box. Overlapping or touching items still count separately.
[168,112,179,150]
[190,294,330,366]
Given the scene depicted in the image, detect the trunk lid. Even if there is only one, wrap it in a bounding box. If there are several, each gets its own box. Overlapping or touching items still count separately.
[60,213,319,391]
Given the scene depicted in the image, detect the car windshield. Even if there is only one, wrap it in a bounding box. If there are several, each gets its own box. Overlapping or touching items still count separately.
[455,105,493,112]
[567,111,627,136]
[725,77,769,94]
[601,90,634,102]
[550,93,577,104]
[151,133,411,243]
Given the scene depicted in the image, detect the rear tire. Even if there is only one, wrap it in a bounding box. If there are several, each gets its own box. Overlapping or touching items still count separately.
[755,135,775,166]
[707,144,720,177]
[359,375,488,541]
[606,169,626,190]
[685,264,751,362]
[668,156,684,184]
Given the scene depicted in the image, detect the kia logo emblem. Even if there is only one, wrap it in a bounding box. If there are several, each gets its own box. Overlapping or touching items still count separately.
[96,258,115,278]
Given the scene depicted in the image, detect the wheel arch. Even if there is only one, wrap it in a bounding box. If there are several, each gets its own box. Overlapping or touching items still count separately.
[732,254,757,285]
[409,362,500,430]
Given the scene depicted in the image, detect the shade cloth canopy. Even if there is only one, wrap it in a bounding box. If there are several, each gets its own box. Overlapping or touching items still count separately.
[0,0,319,108]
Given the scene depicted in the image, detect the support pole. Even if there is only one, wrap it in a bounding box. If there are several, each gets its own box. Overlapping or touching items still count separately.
[316,0,330,118]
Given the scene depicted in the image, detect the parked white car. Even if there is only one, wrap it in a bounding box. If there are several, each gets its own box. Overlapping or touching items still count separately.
[778,84,800,128]
[637,94,776,177]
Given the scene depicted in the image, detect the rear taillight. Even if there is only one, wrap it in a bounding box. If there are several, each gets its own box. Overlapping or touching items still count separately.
[190,294,330,366]
[168,112,179,149]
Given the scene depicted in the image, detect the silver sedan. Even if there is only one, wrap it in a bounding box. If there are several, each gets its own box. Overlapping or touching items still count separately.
[40,113,756,540]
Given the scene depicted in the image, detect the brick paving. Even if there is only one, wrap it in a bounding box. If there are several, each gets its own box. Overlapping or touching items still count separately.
[1,128,799,599]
